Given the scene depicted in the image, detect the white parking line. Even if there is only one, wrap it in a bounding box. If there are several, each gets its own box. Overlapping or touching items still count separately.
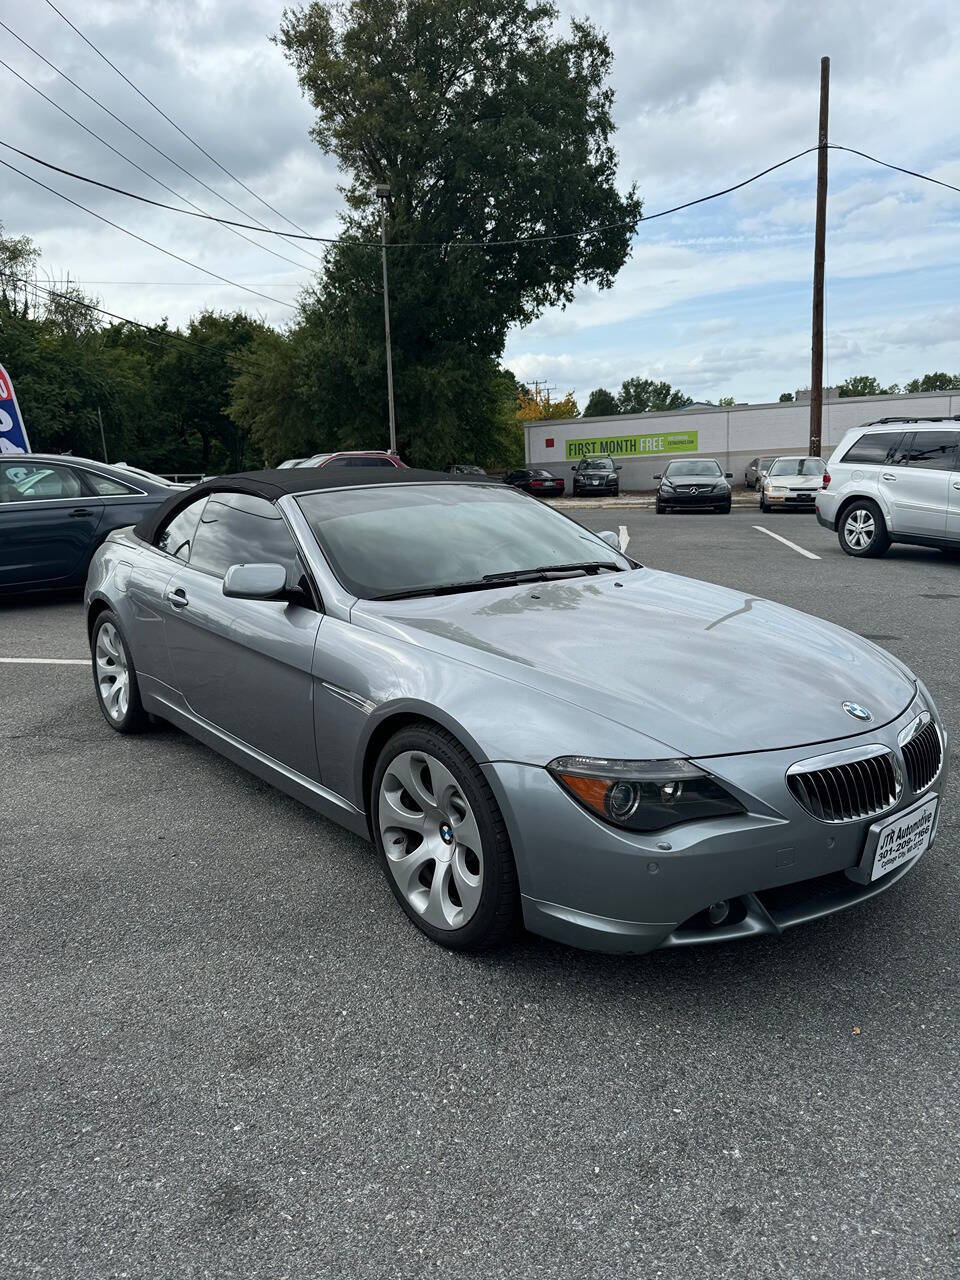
[618,524,630,553]
[752,525,821,560]
[0,657,88,665]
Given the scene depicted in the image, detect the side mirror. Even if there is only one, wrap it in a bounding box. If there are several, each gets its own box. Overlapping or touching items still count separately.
[223,562,288,600]
[598,530,621,550]
[615,465,622,472]
[725,472,733,479]
[652,473,662,480]
[570,465,577,472]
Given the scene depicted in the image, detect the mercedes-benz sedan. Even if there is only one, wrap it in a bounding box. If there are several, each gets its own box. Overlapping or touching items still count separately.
[85,468,948,954]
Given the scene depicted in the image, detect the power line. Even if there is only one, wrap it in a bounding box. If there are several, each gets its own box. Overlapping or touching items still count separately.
[43,0,313,238]
[0,18,326,266]
[5,274,226,359]
[828,144,960,196]
[0,57,321,275]
[0,156,297,309]
[0,140,825,247]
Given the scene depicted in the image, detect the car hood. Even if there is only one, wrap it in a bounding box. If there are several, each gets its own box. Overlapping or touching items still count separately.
[356,569,915,757]
[768,476,822,489]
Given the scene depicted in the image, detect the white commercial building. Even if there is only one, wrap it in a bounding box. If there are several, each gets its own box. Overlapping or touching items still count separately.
[524,389,960,491]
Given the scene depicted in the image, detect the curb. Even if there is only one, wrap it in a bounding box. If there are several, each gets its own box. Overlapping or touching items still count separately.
[546,493,764,512]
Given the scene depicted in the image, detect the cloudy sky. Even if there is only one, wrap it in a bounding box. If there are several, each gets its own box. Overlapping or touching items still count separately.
[4,0,959,405]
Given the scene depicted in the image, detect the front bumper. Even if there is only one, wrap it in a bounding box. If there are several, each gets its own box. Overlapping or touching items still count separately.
[763,490,819,507]
[573,483,618,496]
[660,489,729,508]
[482,694,949,954]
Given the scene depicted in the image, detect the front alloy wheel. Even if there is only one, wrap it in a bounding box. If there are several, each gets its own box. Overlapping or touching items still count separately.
[373,724,519,949]
[839,500,890,557]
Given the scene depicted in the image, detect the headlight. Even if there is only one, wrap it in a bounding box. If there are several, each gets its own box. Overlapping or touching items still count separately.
[548,757,745,832]
[766,485,787,493]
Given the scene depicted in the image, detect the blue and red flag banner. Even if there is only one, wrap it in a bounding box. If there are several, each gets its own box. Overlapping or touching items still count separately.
[0,362,30,454]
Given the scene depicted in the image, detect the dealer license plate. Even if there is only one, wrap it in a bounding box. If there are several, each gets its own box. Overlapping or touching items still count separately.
[864,795,938,881]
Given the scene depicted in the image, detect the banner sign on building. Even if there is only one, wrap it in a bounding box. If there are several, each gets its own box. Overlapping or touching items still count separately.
[565,430,698,460]
[0,362,31,454]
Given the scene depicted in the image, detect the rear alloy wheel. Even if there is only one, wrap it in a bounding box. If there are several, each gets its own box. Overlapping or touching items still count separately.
[373,724,519,950]
[839,500,890,558]
[91,611,149,733]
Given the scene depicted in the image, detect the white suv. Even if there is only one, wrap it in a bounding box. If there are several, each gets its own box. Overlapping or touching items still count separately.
[816,418,960,557]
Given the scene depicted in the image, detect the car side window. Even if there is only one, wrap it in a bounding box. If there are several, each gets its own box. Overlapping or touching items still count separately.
[900,430,959,471]
[83,471,140,496]
[156,496,208,561]
[841,432,903,465]
[187,492,302,584]
[0,460,84,501]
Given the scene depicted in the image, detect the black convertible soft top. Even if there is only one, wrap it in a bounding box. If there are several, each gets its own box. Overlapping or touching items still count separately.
[132,466,495,543]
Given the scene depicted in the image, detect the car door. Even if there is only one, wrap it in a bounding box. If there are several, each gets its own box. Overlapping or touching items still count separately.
[0,459,104,588]
[941,431,960,541]
[883,430,954,538]
[159,490,323,780]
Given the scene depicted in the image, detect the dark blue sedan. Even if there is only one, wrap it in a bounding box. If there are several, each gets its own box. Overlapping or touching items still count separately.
[0,455,181,593]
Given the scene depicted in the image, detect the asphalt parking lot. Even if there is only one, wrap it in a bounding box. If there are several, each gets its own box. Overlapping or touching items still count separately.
[3,509,959,1280]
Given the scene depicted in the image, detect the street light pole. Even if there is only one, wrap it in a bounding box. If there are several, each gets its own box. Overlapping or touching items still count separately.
[376,184,397,455]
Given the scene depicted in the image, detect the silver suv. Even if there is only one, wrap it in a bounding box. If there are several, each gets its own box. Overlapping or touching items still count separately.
[816,418,960,557]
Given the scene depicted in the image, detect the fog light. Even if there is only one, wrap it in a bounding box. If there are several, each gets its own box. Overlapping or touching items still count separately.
[707,899,730,926]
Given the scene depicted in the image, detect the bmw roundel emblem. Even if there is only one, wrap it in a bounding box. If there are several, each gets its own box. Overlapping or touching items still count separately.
[842,701,873,722]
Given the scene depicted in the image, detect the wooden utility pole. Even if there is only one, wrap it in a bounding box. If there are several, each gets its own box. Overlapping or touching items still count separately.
[809,55,830,457]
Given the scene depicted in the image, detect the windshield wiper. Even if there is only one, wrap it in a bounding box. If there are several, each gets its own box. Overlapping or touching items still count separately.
[373,561,624,601]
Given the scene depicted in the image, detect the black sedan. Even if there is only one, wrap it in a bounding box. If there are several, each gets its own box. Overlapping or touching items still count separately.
[0,454,179,593]
[504,467,565,497]
[570,455,620,497]
[654,458,733,513]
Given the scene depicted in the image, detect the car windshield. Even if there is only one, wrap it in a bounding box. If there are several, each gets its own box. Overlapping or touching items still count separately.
[665,460,722,476]
[297,483,631,598]
[769,457,826,476]
[577,458,614,471]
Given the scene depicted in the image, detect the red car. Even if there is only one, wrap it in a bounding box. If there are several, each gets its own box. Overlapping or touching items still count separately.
[504,467,565,497]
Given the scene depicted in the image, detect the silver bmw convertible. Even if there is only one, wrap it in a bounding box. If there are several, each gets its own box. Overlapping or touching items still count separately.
[85,468,949,954]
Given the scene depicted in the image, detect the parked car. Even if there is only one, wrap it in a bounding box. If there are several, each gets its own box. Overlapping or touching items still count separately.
[570,455,620,496]
[276,458,306,469]
[0,455,176,594]
[654,458,733,513]
[449,464,487,476]
[291,451,408,470]
[504,467,565,497]
[816,418,960,557]
[745,456,777,490]
[86,466,948,955]
[759,456,826,512]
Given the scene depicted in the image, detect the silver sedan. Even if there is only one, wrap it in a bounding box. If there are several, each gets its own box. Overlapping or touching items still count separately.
[85,468,949,954]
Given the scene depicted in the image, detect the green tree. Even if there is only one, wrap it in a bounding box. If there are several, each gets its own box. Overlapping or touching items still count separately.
[717,395,735,407]
[617,377,691,414]
[778,391,794,402]
[583,387,619,417]
[273,0,641,467]
[838,375,898,398]
[903,371,960,393]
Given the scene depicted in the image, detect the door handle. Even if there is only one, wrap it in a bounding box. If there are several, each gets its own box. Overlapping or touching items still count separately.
[165,586,189,609]
[881,472,896,482]
[953,480,960,491]
[69,506,94,517]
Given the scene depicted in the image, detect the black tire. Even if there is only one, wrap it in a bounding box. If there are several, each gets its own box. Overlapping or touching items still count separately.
[655,498,665,514]
[759,497,769,513]
[90,609,150,734]
[719,501,732,514]
[371,722,520,951]
[939,545,960,560]
[838,499,890,558]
